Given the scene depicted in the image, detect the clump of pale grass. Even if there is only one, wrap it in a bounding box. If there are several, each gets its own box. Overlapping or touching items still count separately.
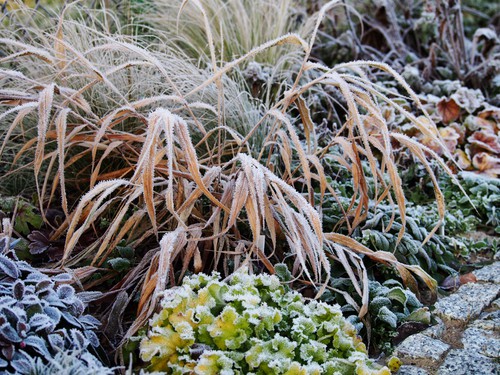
[0,1,460,340]
[138,0,310,65]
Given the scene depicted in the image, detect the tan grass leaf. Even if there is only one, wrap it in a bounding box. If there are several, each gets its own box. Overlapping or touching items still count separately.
[326,233,437,299]
[63,179,132,264]
[92,189,143,266]
[0,103,38,157]
[34,84,55,178]
[269,109,314,205]
[55,108,71,216]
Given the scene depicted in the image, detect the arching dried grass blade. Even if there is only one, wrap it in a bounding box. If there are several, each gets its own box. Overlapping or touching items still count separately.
[63,179,132,264]
[55,108,71,216]
[0,103,38,157]
[34,84,55,178]
[326,233,437,300]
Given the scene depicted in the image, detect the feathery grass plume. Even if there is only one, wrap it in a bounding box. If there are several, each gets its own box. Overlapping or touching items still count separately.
[0,1,454,340]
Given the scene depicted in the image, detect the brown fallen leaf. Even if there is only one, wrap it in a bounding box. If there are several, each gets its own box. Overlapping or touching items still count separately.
[440,272,477,291]
[459,272,477,285]
[468,130,500,154]
[394,322,430,345]
[437,98,461,124]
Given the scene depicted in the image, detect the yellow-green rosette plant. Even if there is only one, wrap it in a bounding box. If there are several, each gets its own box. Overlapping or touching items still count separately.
[139,270,390,374]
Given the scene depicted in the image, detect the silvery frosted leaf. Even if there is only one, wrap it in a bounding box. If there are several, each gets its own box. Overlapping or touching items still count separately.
[29,313,54,332]
[11,351,32,375]
[23,284,36,294]
[45,294,66,308]
[16,261,35,273]
[75,291,102,304]
[0,256,20,279]
[47,333,64,350]
[13,280,25,300]
[451,87,485,114]
[61,311,82,328]
[56,284,75,300]
[0,296,17,308]
[19,294,40,307]
[43,306,61,325]
[52,273,73,283]
[0,322,21,343]
[3,306,24,326]
[25,272,47,283]
[0,357,8,368]
[473,27,497,43]
[69,329,88,350]
[0,285,10,294]
[80,314,101,329]
[1,344,14,361]
[35,279,54,294]
[26,303,43,319]
[24,336,50,357]
[84,330,100,347]
[370,296,391,311]
[8,239,20,249]
[68,299,84,317]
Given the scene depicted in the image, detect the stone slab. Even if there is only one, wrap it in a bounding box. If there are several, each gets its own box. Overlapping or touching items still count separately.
[473,262,500,283]
[434,283,500,321]
[394,333,449,361]
[421,317,445,339]
[437,349,498,374]
[493,298,500,309]
[472,310,500,331]
[396,365,429,375]
[462,327,500,358]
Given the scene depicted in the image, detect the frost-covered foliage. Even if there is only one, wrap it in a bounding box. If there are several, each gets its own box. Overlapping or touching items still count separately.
[322,279,430,354]
[357,203,474,277]
[0,254,105,374]
[320,165,473,278]
[405,81,500,178]
[444,172,500,234]
[0,197,42,236]
[25,350,115,375]
[139,270,390,374]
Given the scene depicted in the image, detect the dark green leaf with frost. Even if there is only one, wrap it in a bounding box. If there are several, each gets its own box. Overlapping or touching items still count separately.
[404,308,431,324]
[107,257,131,272]
[274,263,292,283]
[369,296,391,311]
[117,245,134,259]
[377,306,398,328]
[386,288,407,306]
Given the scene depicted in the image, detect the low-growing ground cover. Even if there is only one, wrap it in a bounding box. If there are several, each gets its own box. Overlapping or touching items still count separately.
[0,0,498,373]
